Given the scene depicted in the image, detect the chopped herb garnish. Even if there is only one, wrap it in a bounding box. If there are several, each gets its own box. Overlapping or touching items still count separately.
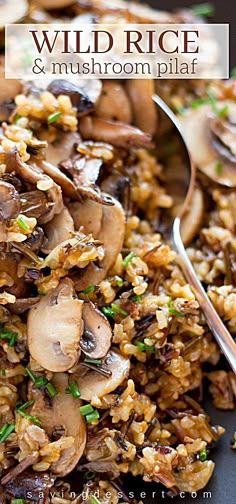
[174,104,185,115]
[122,251,135,267]
[167,298,185,317]
[114,275,124,287]
[189,97,211,109]
[25,367,36,383]
[131,294,143,302]
[217,104,228,117]
[83,284,95,294]
[85,471,95,480]
[47,111,62,124]
[206,89,228,117]
[0,328,17,347]
[11,500,24,504]
[215,160,222,174]
[14,114,22,123]
[190,2,214,17]
[66,381,81,398]
[1,368,6,377]
[37,290,46,296]
[134,341,146,351]
[199,448,207,461]
[35,376,48,387]
[231,67,236,78]
[86,410,100,423]
[0,423,15,442]
[16,399,41,426]
[84,358,102,365]
[46,382,57,397]
[79,404,94,416]
[90,496,101,504]
[16,216,30,233]
[100,306,114,318]
[111,303,128,316]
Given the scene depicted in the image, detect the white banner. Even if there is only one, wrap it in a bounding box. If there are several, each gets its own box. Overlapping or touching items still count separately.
[5,23,229,79]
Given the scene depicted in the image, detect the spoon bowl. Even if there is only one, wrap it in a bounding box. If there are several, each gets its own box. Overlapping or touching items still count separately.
[152,93,236,374]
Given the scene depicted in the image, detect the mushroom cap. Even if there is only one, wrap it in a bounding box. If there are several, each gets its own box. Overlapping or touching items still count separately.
[73,349,130,401]
[27,279,84,372]
[0,180,20,220]
[96,81,132,123]
[179,103,236,186]
[74,195,125,290]
[0,0,28,29]
[125,79,157,135]
[30,373,86,476]
[68,199,103,238]
[42,206,75,254]
[80,301,112,359]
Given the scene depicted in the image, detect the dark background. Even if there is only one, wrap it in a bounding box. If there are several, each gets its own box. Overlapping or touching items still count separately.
[125,1,236,503]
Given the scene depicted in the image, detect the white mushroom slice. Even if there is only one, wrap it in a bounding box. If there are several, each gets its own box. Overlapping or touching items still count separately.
[0,0,28,29]
[45,131,81,168]
[74,349,130,401]
[30,373,86,477]
[125,80,157,135]
[74,196,125,290]
[41,161,77,199]
[80,301,112,358]
[68,199,103,238]
[42,207,75,254]
[79,116,153,149]
[179,104,236,186]
[27,279,84,372]
[180,186,204,245]
[96,81,132,123]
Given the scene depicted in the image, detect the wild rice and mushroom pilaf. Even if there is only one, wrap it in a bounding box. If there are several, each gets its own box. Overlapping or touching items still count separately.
[0,0,235,502]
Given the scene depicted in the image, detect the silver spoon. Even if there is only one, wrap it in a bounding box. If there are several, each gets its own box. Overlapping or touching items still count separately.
[152,93,236,374]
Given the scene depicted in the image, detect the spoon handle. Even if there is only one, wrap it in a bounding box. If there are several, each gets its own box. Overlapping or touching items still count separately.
[172,217,236,374]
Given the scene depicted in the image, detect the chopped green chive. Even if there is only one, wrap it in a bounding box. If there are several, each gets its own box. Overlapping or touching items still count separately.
[83,284,95,294]
[14,114,22,124]
[100,306,114,317]
[37,290,46,296]
[16,216,29,233]
[46,383,57,397]
[167,298,185,317]
[1,368,6,377]
[111,303,128,316]
[85,471,95,480]
[47,111,62,124]
[11,500,24,504]
[35,376,48,387]
[114,275,124,287]
[215,160,222,175]
[0,328,17,347]
[134,341,146,351]
[86,410,100,423]
[131,294,143,302]
[190,3,214,17]
[0,423,15,442]
[230,67,236,78]
[66,381,81,398]
[26,367,36,383]
[90,496,101,504]
[174,104,185,115]
[84,358,102,365]
[79,404,94,416]
[199,448,207,461]
[206,89,228,117]
[16,399,41,426]
[16,399,34,411]
[217,104,228,117]
[122,251,135,267]
[189,97,211,109]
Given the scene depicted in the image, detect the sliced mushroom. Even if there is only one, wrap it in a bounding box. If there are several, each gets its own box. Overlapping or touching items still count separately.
[0,252,27,298]
[179,103,236,186]
[20,190,49,220]
[68,199,103,238]
[47,80,94,117]
[96,81,132,123]
[2,149,63,223]
[73,195,125,290]
[180,185,204,245]
[0,0,28,29]
[42,206,75,254]
[72,349,130,401]
[27,279,84,372]
[125,80,157,135]
[45,131,81,168]
[80,301,112,358]
[0,180,20,220]
[29,373,86,476]
[79,116,153,149]
[41,161,78,199]
[7,296,40,314]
